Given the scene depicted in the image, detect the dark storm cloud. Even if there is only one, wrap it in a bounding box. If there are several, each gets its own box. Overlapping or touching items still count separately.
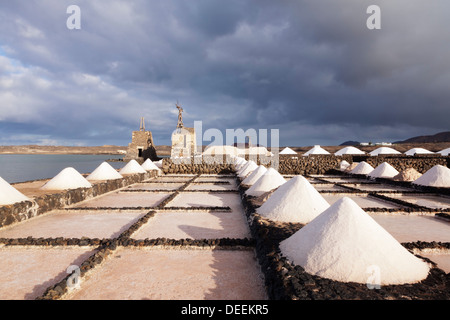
[0,0,449,146]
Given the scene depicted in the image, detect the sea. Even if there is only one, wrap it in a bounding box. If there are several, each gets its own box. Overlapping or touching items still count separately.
[0,154,125,184]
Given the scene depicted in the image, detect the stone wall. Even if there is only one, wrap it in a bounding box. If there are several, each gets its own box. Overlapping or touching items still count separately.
[162,158,235,174]
[0,171,158,229]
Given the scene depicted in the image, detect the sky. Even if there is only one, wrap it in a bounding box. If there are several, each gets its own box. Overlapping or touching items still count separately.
[0,0,449,147]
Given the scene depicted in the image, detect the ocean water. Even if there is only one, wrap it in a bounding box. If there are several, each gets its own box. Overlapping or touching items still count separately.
[0,154,125,184]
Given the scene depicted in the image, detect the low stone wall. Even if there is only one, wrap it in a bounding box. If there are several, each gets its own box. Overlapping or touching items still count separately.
[0,171,158,229]
[362,155,448,173]
[162,158,235,174]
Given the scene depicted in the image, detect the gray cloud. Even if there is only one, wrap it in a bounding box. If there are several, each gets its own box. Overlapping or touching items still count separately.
[0,0,449,147]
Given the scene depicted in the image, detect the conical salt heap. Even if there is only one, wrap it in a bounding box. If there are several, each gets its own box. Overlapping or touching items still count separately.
[303,145,330,156]
[368,162,399,179]
[350,161,374,175]
[141,159,162,175]
[241,165,267,186]
[0,176,30,205]
[335,146,365,156]
[86,162,123,181]
[234,158,247,171]
[41,167,92,190]
[280,197,430,285]
[438,148,450,156]
[238,161,258,179]
[405,148,434,156]
[257,175,330,223]
[393,168,422,182]
[245,168,286,197]
[413,165,450,188]
[344,162,359,173]
[338,160,350,171]
[119,159,146,175]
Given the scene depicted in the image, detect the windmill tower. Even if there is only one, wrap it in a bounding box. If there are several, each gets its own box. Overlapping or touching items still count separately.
[171,102,196,158]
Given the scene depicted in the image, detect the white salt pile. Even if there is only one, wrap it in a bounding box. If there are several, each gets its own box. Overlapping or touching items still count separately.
[438,148,450,156]
[349,161,374,175]
[413,165,450,187]
[154,159,163,168]
[119,159,147,175]
[368,162,399,179]
[405,148,434,156]
[238,161,257,179]
[369,147,401,156]
[41,167,92,190]
[344,162,359,173]
[0,176,30,205]
[86,162,123,181]
[234,158,247,171]
[257,175,330,224]
[245,168,286,197]
[280,147,297,155]
[141,158,162,174]
[241,165,267,186]
[303,145,330,156]
[335,146,365,156]
[338,160,350,171]
[279,197,430,285]
[393,168,422,182]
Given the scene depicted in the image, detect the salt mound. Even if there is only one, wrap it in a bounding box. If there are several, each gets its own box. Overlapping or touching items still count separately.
[369,147,401,156]
[280,147,297,155]
[245,168,286,197]
[350,161,374,175]
[86,162,123,181]
[393,168,422,182]
[413,165,450,187]
[303,145,330,156]
[257,175,330,223]
[405,148,434,156]
[335,146,365,156]
[41,167,92,190]
[141,159,162,174]
[154,159,163,168]
[344,162,359,173]
[438,148,450,156]
[279,197,430,285]
[0,176,30,205]
[241,165,267,186]
[368,162,399,179]
[234,158,247,171]
[338,160,350,171]
[238,161,257,179]
[119,160,146,175]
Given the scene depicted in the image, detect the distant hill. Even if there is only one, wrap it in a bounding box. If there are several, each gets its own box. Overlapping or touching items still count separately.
[339,141,360,146]
[394,131,450,144]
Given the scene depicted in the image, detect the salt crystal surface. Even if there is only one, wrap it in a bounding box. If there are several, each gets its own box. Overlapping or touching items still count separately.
[238,161,258,178]
[369,147,401,156]
[86,162,123,181]
[393,168,422,182]
[303,145,330,156]
[41,167,92,190]
[0,176,30,205]
[280,197,430,285]
[350,161,374,175]
[338,160,350,171]
[241,165,267,186]
[335,146,365,156]
[413,165,450,187]
[119,160,146,174]
[245,168,286,197]
[405,148,434,156]
[368,162,399,178]
[257,175,330,223]
[141,159,162,174]
[280,147,297,155]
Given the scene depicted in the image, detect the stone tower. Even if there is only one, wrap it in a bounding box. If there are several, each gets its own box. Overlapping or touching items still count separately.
[124,117,158,163]
[171,103,196,158]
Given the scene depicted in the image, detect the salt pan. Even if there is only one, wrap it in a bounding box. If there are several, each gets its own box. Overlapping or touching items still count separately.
[280,197,430,285]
